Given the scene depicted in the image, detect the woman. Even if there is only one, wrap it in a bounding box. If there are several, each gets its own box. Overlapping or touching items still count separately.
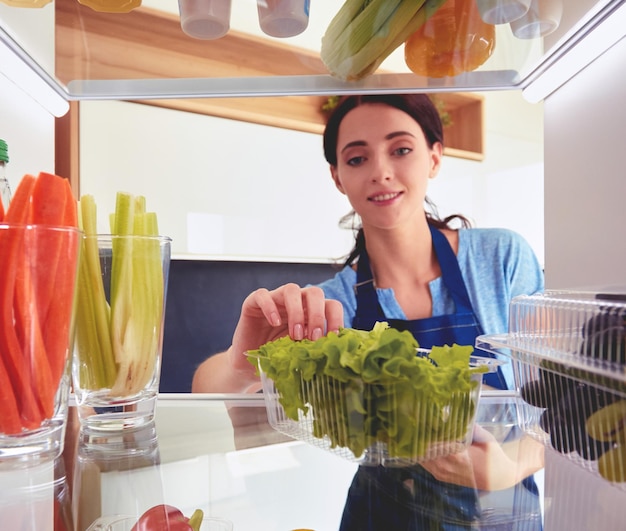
[193,94,545,529]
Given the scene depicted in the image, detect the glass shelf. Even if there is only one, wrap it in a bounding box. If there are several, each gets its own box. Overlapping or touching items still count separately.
[0,0,619,101]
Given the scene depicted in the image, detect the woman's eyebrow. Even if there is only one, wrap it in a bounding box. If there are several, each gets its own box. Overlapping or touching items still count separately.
[386,130,415,140]
[340,140,366,153]
[340,131,415,154]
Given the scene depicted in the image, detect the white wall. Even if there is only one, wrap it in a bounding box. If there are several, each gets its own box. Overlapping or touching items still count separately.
[432,90,544,265]
[543,35,626,290]
[0,3,55,188]
[80,91,544,264]
[0,76,55,191]
[79,101,354,262]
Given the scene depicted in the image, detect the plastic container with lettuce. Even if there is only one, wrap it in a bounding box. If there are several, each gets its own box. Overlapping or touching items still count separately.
[248,322,496,466]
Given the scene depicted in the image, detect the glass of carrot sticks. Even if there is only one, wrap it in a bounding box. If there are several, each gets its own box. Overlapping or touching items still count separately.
[0,173,82,462]
[72,193,171,431]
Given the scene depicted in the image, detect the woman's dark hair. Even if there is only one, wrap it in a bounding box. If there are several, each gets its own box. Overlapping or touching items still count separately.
[322,94,471,267]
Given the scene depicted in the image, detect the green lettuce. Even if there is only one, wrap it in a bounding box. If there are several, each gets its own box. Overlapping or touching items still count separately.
[248,322,488,460]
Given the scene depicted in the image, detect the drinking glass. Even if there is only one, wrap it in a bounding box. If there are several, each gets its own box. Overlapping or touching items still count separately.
[72,234,171,431]
[0,224,81,462]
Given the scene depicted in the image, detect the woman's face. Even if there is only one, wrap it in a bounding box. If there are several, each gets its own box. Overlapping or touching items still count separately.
[330,103,442,232]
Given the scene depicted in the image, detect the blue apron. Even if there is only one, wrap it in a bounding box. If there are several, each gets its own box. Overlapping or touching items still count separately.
[352,225,506,389]
[339,225,542,531]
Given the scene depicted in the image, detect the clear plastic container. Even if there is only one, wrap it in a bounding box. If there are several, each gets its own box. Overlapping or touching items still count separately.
[477,290,626,489]
[510,0,563,39]
[253,351,501,466]
[178,0,232,40]
[257,0,310,38]
[475,0,531,25]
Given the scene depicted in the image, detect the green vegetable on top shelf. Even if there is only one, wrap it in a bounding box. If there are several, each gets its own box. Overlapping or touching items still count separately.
[75,192,164,397]
[321,0,449,81]
[248,322,488,460]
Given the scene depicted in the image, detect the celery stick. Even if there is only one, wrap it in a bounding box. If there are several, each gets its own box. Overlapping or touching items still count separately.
[75,254,105,389]
[134,195,146,216]
[129,230,163,393]
[75,196,116,389]
[109,195,164,396]
[109,193,136,394]
[126,213,162,393]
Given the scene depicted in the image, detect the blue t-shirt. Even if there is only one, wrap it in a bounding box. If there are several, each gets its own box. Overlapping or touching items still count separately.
[316,228,545,389]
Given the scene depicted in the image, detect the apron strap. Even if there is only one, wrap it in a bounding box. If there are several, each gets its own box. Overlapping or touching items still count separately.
[428,225,474,312]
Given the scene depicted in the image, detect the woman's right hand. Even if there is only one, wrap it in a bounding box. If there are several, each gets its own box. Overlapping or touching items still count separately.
[192,283,344,393]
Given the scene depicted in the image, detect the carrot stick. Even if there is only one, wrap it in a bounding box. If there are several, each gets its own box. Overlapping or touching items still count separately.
[0,219,43,429]
[31,172,69,225]
[32,174,80,389]
[31,172,68,322]
[4,174,36,223]
[43,227,81,390]
[62,177,78,226]
[0,176,43,429]
[0,355,21,434]
[13,253,55,420]
[13,174,67,421]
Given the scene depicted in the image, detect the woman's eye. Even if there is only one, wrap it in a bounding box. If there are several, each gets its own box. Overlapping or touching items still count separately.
[347,155,366,166]
[394,146,412,156]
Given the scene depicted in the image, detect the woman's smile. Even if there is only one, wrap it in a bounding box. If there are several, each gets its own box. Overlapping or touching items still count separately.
[368,191,403,203]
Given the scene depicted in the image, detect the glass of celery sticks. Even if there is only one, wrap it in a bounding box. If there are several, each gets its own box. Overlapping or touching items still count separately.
[72,194,171,431]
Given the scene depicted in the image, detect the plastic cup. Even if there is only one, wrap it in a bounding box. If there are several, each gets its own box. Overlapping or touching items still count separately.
[510,0,563,39]
[178,0,232,40]
[72,234,171,432]
[257,0,310,38]
[475,0,531,25]
[0,224,81,463]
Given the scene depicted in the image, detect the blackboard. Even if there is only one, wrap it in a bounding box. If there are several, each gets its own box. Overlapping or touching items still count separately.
[160,258,339,392]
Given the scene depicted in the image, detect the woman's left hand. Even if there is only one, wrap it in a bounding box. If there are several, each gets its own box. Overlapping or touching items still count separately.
[420,424,544,491]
